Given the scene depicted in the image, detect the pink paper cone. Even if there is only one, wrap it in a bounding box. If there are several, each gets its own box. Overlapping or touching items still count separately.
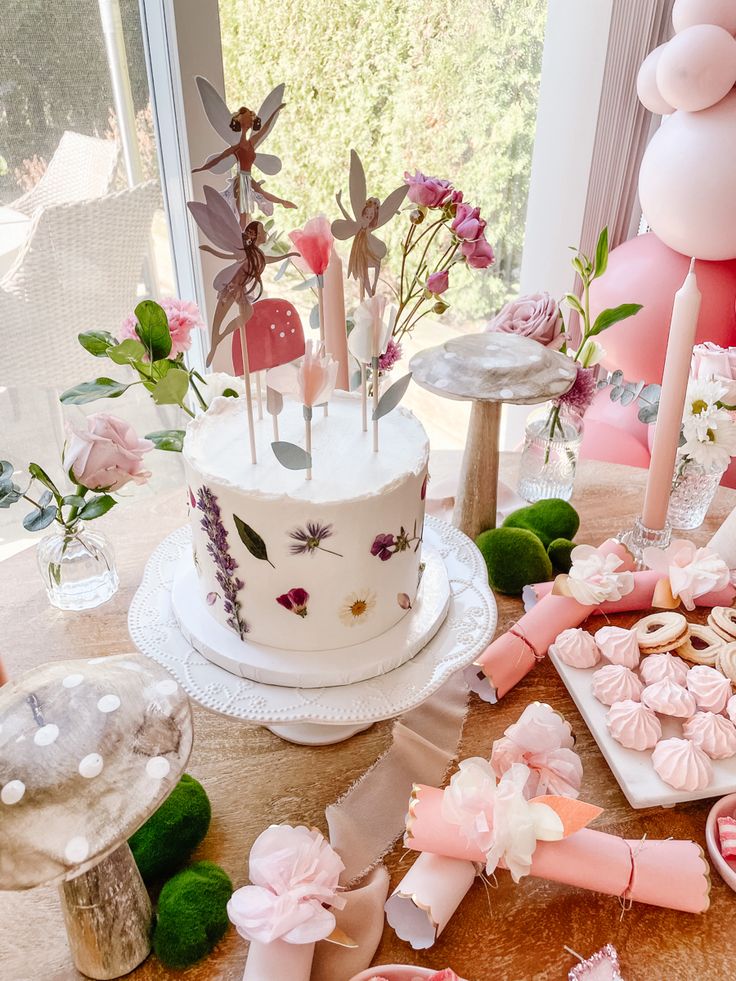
[406,786,710,914]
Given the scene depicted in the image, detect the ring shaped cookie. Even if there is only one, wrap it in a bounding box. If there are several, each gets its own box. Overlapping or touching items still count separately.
[635,612,689,654]
[717,643,736,682]
[708,607,736,643]
[678,624,724,666]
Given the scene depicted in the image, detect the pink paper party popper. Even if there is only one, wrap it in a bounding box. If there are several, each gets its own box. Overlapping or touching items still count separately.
[527,574,736,610]
[473,540,633,700]
[405,786,710,914]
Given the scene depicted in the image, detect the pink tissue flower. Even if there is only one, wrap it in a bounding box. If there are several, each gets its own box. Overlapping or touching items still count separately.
[461,234,495,269]
[490,703,582,799]
[267,340,339,407]
[288,215,334,278]
[227,824,345,945]
[451,202,484,242]
[642,539,731,612]
[426,269,449,295]
[379,338,402,372]
[120,297,205,357]
[404,171,453,208]
[486,292,563,348]
[64,414,152,492]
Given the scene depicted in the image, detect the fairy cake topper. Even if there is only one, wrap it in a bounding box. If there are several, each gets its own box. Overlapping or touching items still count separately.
[193,76,296,225]
[331,150,408,298]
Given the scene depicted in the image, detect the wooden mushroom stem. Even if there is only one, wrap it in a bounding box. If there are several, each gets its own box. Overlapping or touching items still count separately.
[59,842,152,980]
[453,400,501,541]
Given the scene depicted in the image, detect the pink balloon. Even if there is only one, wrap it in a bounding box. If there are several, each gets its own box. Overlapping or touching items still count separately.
[639,90,736,260]
[673,0,736,34]
[588,233,736,384]
[637,44,675,115]
[656,24,736,112]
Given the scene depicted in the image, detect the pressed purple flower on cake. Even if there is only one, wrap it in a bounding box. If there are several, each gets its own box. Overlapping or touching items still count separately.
[288,521,343,557]
[276,587,310,618]
[196,486,248,639]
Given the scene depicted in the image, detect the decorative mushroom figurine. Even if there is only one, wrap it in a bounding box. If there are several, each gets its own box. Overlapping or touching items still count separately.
[0,653,192,980]
[410,332,576,540]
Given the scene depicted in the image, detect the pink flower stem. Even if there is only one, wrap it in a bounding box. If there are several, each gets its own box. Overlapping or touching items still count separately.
[303,404,313,480]
[404,214,447,256]
[238,317,257,465]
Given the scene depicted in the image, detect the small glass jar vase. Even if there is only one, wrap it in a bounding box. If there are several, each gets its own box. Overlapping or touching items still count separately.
[667,457,727,531]
[517,404,584,503]
[37,523,119,610]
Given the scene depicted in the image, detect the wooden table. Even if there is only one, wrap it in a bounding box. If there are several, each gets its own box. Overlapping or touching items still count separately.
[1,457,734,981]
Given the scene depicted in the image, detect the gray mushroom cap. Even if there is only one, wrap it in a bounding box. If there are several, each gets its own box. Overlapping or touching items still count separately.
[409,331,577,403]
[0,653,192,890]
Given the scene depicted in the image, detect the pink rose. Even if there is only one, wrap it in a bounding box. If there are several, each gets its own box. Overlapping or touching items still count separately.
[461,234,495,270]
[451,202,484,241]
[64,414,153,491]
[426,269,449,295]
[404,170,453,208]
[288,214,333,277]
[486,292,563,348]
[692,342,736,403]
[119,298,205,357]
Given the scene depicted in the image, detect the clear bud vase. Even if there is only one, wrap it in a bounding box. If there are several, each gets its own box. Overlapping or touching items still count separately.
[517,404,584,503]
[667,457,727,531]
[37,523,119,610]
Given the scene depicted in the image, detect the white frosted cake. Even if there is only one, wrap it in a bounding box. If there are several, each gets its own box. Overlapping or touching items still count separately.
[182,393,429,653]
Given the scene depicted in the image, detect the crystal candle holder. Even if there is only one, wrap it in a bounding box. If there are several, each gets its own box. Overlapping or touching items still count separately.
[618,515,672,568]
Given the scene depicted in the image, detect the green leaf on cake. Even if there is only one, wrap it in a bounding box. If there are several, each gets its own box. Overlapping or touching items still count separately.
[233,515,275,568]
[372,372,412,421]
[271,441,312,471]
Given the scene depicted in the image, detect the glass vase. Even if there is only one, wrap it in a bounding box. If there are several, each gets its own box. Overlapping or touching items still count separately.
[667,457,726,531]
[37,523,119,610]
[517,404,584,503]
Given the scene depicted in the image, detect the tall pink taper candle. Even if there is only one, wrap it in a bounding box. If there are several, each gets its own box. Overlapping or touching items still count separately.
[322,247,350,390]
[642,258,701,530]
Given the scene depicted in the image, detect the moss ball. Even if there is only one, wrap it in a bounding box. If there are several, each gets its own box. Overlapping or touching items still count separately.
[129,773,211,884]
[153,861,232,969]
[476,527,553,595]
[548,537,575,573]
[502,499,580,549]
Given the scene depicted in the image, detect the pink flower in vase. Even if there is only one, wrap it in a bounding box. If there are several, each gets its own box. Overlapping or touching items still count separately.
[288,215,334,278]
[379,338,402,372]
[556,365,597,416]
[451,203,485,242]
[426,269,449,295]
[404,170,454,208]
[371,533,396,561]
[462,234,495,269]
[64,414,153,491]
[276,587,310,618]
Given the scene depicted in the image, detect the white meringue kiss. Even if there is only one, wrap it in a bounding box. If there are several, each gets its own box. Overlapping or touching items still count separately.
[686,665,732,714]
[683,712,736,760]
[607,699,662,751]
[651,737,713,791]
[549,628,600,669]
[641,678,697,717]
[594,625,640,669]
[639,652,689,687]
[591,664,644,706]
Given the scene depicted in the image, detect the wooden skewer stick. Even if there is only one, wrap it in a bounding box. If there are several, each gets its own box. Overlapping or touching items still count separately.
[304,405,313,481]
[372,355,380,453]
[238,315,257,465]
[360,363,368,433]
[255,371,264,421]
[317,281,328,417]
[272,412,279,442]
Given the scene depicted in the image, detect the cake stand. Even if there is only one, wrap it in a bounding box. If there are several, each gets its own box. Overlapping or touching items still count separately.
[128,516,497,744]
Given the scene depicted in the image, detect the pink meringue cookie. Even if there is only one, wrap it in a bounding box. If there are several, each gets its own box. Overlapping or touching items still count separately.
[652,737,713,791]
[639,652,689,687]
[591,664,644,706]
[641,678,697,717]
[606,699,662,751]
[594,625,640,668]
[686,665,732,714]
[549,628,600,668]
[728,694,736,725]
[683,711,736,760]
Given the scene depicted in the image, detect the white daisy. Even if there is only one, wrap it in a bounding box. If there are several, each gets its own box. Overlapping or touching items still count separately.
[682,407,736,471]
[683,378,727,424]
[339,589,377,627]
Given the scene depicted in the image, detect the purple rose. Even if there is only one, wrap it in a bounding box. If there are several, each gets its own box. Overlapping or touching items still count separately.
[462,234,495,270]
[370,533,396,561]
[426,269,449,295]
[451,203,484,242]
[404,171,453,209]
[485,292,564,349]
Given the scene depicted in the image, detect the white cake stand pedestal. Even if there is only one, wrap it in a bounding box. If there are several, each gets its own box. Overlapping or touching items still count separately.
[128,517,497,744]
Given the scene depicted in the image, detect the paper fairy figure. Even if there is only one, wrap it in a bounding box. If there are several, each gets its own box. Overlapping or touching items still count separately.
[187,185,296,365]
[192,76,296,226]
[331,150,408,298]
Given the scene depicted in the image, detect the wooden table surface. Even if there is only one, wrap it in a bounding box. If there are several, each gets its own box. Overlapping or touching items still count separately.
[1,456,734,981]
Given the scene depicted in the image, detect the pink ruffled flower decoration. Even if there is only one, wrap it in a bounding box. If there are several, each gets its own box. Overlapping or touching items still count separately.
[451,203,484,242]
[288,215,334,278]
[404,171,453,209]
[120,297,205,356]
[642,539,731,611]
[227,824,346,945]
[461,234,495,269]
[378,338,402,372]
[490,702,583,799]
[426,269,449,295]
[64,414,153,492]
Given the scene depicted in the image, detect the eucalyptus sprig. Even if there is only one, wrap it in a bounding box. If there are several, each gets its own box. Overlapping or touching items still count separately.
[0,459,115,534]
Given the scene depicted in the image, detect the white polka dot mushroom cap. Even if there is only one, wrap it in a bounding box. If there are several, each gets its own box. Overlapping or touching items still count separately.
[0,653,192,890]
[408,331,577,404]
